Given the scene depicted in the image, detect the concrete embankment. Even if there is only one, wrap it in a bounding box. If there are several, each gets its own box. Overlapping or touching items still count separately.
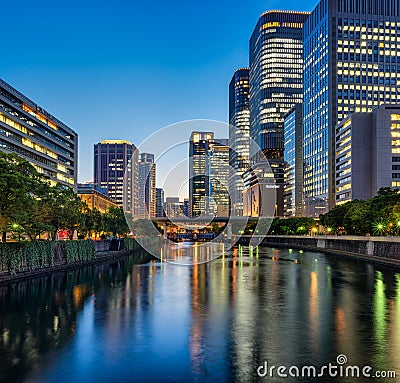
[236,235,400,267]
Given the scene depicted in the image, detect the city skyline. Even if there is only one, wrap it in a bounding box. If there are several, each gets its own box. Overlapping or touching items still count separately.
[1,0,319,184]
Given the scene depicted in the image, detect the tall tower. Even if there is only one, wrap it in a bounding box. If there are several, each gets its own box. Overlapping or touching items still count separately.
[229,68,250,217]
[138,153,156,219]
[249,10,309,216]
[94,140,138,214]
[189,131,214,217]
[303,0,400,216]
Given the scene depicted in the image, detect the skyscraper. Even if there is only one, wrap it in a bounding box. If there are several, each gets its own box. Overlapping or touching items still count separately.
[283,104,304,217]
[156,188,165,218]
[0,79,78,189]
[249,10,309,216]
[303,0,400,216]
[209,140,230,217]
[94,140,138,214]
[138,153,156,219]
[189,131,214,217]
[229,68,250,217]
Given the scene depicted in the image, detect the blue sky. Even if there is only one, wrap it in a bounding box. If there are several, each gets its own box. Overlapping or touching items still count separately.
[2,0,317,188]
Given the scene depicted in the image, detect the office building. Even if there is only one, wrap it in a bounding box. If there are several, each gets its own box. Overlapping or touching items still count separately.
[0,79,78,189]
[249,11,309,216]
[189,131,214,217]
[209,140,230,217]
[303,0,400,216]
[335,105,400,204]
[94,140,138,214]
[156,188,165,218]
[164,197,184,218]
[138,153,156,219]
[229,68,250,216]
[77,183,118,214]
[283,104,303,217]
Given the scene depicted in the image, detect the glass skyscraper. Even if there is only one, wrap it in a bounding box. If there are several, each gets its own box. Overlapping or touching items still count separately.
[189,131,214,217]
[249,10,309,216]
[138,152,156,219]
[229,68,250,217]
[94,140,138,214]
[283,104,303,217]
[303,0,400,216]
[209,140,229,217]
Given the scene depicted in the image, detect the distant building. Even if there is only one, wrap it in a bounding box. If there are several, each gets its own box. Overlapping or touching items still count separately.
[164,197,184,218]
[229,68,250,217]
[189,131,214,217]
[303,0,400,215]
[335,105,400,205]
[0,78,78,189]
[249,11,309,216]
[94,140,138,215]
[283,104,303,217]
[209,140,229,217]
[138,153,156,219]
[77,183,118,214]
[156,188,165,217]
[183,198,189,217]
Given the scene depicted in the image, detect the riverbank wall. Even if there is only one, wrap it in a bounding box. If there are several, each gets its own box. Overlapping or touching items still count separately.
[236,235,400,267]
[0,239,154,284]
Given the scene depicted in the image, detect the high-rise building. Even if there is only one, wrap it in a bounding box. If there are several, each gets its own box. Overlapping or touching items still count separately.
[249,10,309,216]
[189,131,214,217]
[0,79,78,189]
[209,140,230,217]
[303,0,400,216]
[283,104,304,217]
[156,188,165,218]
[335,105,400,204]
[94,140,138,214]
[138,153,156,219]
[229,68,250,217]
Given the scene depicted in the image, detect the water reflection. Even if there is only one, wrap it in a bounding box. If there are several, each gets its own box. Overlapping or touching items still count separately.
[0,248,399,382]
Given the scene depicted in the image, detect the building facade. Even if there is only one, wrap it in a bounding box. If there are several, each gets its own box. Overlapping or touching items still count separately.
[303,0,400,216]
[229,68,250,217]
[335,105,400,204]
[283,104,304,217]
[138,153,156,219]
[164,197,184,218]
[249,11,309,216]
[189,131,214,217]
[156,188,165,218]
[94,140,138,214]
[0,79,78,189]
[77,183,119,214]
[209,140,230,217]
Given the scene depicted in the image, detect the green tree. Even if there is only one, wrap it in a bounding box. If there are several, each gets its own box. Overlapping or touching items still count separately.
[0,152,45,242]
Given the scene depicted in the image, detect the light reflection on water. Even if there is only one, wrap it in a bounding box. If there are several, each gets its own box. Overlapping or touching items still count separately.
[0,247,399,382]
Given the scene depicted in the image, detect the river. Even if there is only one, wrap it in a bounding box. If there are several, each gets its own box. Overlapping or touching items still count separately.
[0,245,399,382]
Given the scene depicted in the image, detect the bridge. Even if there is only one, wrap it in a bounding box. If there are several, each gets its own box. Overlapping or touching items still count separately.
[151,216,270,241]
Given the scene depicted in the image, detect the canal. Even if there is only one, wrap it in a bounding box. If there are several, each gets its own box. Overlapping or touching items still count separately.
[0,246,399,382]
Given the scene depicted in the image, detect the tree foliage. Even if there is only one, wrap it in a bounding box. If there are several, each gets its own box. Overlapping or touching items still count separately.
[0,152,129,241]
[320,187,400,235]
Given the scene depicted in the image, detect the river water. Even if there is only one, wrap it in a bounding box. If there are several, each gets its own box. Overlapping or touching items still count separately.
[0,246,399,383]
